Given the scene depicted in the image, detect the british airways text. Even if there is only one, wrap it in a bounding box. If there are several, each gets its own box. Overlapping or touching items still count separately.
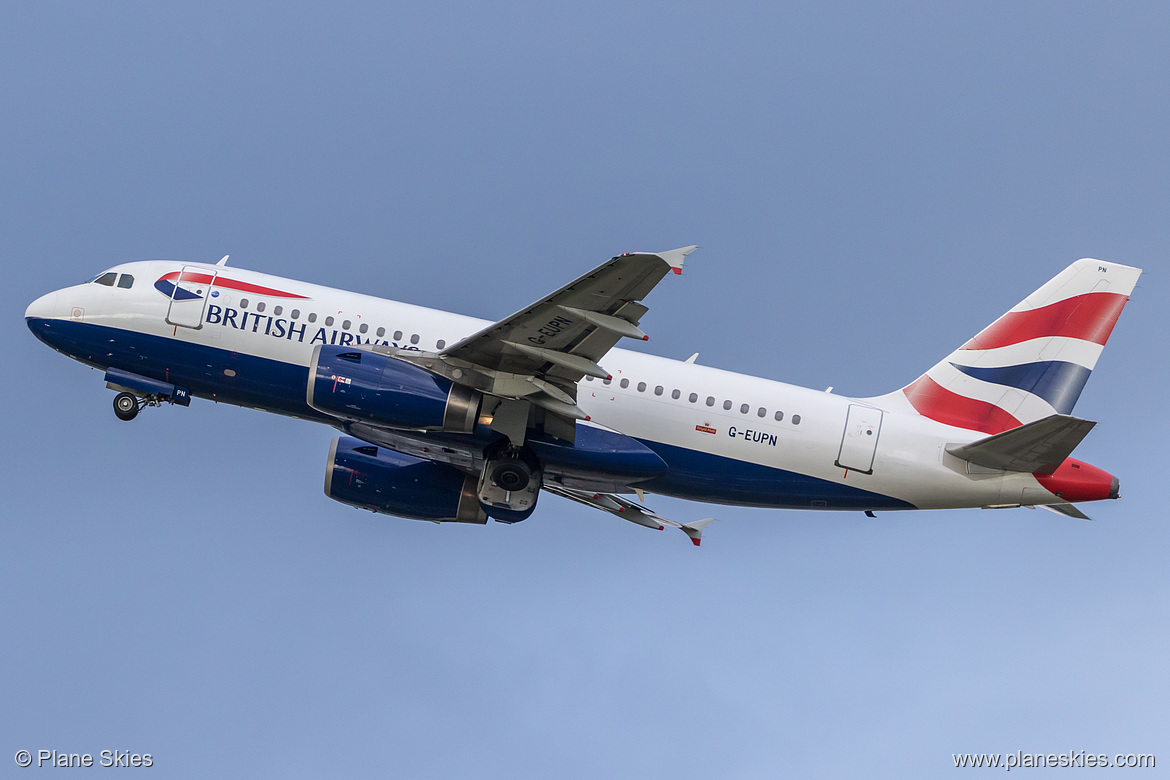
[204,304,415,349]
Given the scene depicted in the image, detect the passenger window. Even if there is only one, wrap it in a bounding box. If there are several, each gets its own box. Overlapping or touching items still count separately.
[308,313,317,323]
[257,302,266,313]
[291,309,300,320]
[672,389,681,400]
[410,334,419,345]
[793,414,802,425]
[585,376,594,381]
[359,323,368,334]
[654,386,664,396]
[325,316,334,326]
[689,393,698,403]
[436,339,446,349]
[603,378,612,386]
[620,378,630,389]
[116,274,134,289]
[757,407,766,418]
[240,298,249,309]
[274,306,283,316]
[774,411,784,422]
[723,400,733,411]
[342,320,351,330]
[376,327,385,337]
[740,403,749,414]
[94,272,117,287]
[706,396,715,407]
[394,330,403,341]
[637,382,646,392]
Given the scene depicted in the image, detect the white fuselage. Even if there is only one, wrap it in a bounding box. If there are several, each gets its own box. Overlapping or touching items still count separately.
[26,260,1079,513]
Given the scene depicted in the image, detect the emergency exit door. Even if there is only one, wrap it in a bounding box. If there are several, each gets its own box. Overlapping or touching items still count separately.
[165,267,217,329]
[835,404,883,474]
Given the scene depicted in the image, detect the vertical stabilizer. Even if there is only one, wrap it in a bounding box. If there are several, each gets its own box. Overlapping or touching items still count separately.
[876,259,1141,434]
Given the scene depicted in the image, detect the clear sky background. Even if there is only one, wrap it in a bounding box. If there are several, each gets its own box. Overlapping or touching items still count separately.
[2,2,1167,777]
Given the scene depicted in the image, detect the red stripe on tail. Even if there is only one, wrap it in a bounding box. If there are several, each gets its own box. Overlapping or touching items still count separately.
[902,375,1021,434]
[961,292,1129,351]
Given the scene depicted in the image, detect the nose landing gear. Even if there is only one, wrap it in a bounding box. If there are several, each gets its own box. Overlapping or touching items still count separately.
[113,392,141,421]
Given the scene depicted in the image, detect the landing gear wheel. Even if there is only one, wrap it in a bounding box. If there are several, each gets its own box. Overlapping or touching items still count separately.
[490,460,532,492]
[113,392,140,421]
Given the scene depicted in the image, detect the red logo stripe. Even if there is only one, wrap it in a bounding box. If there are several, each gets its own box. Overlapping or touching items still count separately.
[159,271,310,299]
[961,292,1129,351]
[902,375,1021,434]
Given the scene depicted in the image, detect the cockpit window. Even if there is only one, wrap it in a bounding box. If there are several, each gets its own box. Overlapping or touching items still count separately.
[117,274,134,289]
[93,272,117,287]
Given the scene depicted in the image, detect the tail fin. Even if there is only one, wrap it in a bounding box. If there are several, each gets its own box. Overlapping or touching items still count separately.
[876,259,1141,434]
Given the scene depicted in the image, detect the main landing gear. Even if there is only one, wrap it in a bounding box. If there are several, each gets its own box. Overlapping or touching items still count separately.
[477,444,542,523]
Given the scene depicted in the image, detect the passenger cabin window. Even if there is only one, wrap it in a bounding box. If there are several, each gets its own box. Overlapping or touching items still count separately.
[94,272,117,287]
[774,411,784,421]
[274,306,283,316]
[740,403,750,414]
[308,313,317,323]
[706,396,715,407]
[394,330,403,341]
[654,386,664,396]
[689,393,698,403]
[342,320,351,330]
[376,327,385,337]
[291,309,300,320]
[325,316,334,326]
[359,323,368,334]
[672,389,681,400]
[436,339,446,349]
[116,274,134,289]
[257,302,266,313]
[410,334,419,345]
[757,407,767,418]
[793,414,802,425]
[620,378,629,389]
[723,400,733,411]
[240,298,249,309]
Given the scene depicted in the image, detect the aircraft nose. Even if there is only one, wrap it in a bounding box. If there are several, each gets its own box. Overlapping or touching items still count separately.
[25,291,59,320]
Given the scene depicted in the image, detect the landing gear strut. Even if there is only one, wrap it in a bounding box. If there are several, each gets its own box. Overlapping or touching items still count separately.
[113,392,140,421]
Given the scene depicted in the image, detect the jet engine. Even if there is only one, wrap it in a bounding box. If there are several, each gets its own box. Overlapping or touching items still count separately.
[308,345,480,432]
[324,436,486,523]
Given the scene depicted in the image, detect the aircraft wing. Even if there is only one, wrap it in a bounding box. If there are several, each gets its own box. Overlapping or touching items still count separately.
[441,246,697,384]
[544,484,715,546]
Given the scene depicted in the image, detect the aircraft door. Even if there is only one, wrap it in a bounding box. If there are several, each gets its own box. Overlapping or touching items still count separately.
[165,267,217,329]
[835,404,883,474]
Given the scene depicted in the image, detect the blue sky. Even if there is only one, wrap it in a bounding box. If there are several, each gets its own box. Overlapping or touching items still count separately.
[3,2,1167,777]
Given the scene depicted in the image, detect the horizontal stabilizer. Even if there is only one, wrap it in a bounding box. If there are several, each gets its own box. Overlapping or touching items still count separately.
[946,413,1096,474]
[1038,502,1093,521]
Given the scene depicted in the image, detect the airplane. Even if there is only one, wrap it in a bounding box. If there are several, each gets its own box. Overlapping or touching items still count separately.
[25,249,1141,545]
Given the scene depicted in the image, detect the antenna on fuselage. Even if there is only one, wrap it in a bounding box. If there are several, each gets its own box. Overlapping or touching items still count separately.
[216,255,229,266]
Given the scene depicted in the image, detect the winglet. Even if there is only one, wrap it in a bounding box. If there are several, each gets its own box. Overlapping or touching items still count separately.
[216,255,230,266]
[657,245,698,276]
[679,517,716,546]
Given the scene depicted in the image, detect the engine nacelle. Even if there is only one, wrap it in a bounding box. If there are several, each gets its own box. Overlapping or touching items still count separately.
[324,436,487,523]
[308,345,480,432]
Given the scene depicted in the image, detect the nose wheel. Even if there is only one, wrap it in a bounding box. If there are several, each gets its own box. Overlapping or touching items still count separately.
[113,392,141,421]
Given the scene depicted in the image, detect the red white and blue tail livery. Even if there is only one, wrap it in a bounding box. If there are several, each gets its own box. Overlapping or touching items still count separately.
[887,259,1139,435]
[26,250,1141,543]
